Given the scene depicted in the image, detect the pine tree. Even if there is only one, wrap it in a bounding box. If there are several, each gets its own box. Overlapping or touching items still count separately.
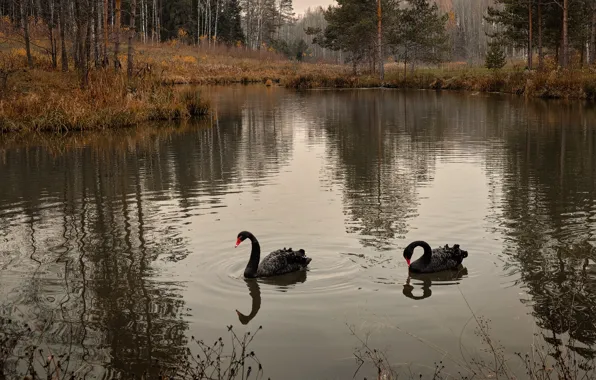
[277,0,294,38]
[308,0,379,73]
[218,0,245,44]
[388,0,449,76]
[485,41,506,69]
[293,38,309,60]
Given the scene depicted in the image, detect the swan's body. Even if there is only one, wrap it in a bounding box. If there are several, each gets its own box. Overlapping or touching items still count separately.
[403,240,468,273]
[235,231,312,278]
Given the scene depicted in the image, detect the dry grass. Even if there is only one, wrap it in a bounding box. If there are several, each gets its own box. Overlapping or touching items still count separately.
[0,66,209,132]
[132,42,349,86]
[0,316,265,380]
[286,63,596,100]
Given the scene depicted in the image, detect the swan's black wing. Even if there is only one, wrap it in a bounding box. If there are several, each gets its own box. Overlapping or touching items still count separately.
[256,247,312,277]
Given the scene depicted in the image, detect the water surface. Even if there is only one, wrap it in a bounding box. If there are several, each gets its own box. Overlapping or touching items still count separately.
[1,86,596,379]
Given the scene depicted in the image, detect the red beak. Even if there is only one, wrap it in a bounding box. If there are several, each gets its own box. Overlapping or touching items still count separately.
[406,258,411,266]
[235,237,242,248]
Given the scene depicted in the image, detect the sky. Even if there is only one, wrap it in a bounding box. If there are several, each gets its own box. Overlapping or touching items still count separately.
[293,0,333,16]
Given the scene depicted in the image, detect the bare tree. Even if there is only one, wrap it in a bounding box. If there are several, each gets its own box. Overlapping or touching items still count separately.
[127,0,136,78]
[59,0,68,71]
[528,0,532,69]
[114,0,121,70]
[538,0,543,69]
[377,0,383,80]
[103,0,109,65]
[19,0,33,68]
[590,0,596,65]
[562,0,568,67]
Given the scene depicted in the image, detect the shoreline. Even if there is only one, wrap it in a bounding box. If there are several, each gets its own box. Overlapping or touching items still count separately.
[2,62,596,133]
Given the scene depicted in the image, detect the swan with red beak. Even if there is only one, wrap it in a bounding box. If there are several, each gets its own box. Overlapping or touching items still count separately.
[235,231,312,278]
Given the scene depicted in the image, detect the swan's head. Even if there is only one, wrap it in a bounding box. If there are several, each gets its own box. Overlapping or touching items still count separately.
[235,231,252,247]
[403,247,412,266]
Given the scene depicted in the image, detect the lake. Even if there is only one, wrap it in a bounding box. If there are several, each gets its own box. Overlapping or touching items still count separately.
[1,86,596,379]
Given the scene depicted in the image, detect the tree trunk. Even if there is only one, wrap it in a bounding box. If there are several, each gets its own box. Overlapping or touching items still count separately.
[48,0,58,69]
[34,0,42,21]
[85,5,92,83]
[86,3,92,65]
[403,57,407,80]
[377,0,383,80]
[153,0,157,43]
[114,0,121,70]
[72,0,80,69]
[74,0,83,70]
[527,0,532,70]
[590,3,596,65]
[59,0,68,71]
[74,0,89,88]
[538,0,543,69]
[208,0,212,45]
[157,0,161,42]
[20,0,33,68]
[562,0,569,67]
[103,0,109,66]
[140,0,145,43]
[127,0,136,78]
[92,0,100,67]
[197,0,201,45]
[214,0,219,42]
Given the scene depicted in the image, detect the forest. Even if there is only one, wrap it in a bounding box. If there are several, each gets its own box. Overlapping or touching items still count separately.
[2,0,596,132]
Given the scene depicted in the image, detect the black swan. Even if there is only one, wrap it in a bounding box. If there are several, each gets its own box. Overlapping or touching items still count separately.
[235,231,312,278]
[403,240,468,273]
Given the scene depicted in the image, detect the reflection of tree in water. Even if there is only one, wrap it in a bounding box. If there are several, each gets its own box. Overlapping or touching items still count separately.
[198,85,295,191]
[302,90,527,251]
[0,95,295,377]
[300,90,443,250]
[484,100,596,357]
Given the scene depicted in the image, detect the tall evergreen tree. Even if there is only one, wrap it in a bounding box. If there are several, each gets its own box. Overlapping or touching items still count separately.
[307,0,379,73]
[485,0,534,68]
[218,0,245,44]
[277,0,294,38]
[387,0,449,76]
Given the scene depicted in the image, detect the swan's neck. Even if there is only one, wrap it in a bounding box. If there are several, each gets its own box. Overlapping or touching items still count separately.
[405,240,432,264]
[244,237,260,278]
[420,242,432,263]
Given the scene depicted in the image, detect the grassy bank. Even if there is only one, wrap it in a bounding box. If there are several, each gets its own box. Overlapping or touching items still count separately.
[136,42,596,100]
[286,62,596,100]
[0,68,209,132]
[4,43,596,133]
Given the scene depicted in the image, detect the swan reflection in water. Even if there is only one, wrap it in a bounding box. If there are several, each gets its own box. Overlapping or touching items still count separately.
[402,267,468,301]
[236,270,308,325]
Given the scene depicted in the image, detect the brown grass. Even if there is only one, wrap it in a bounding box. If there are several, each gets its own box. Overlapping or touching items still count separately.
[285,62,596,101]
[0,67,209,132]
